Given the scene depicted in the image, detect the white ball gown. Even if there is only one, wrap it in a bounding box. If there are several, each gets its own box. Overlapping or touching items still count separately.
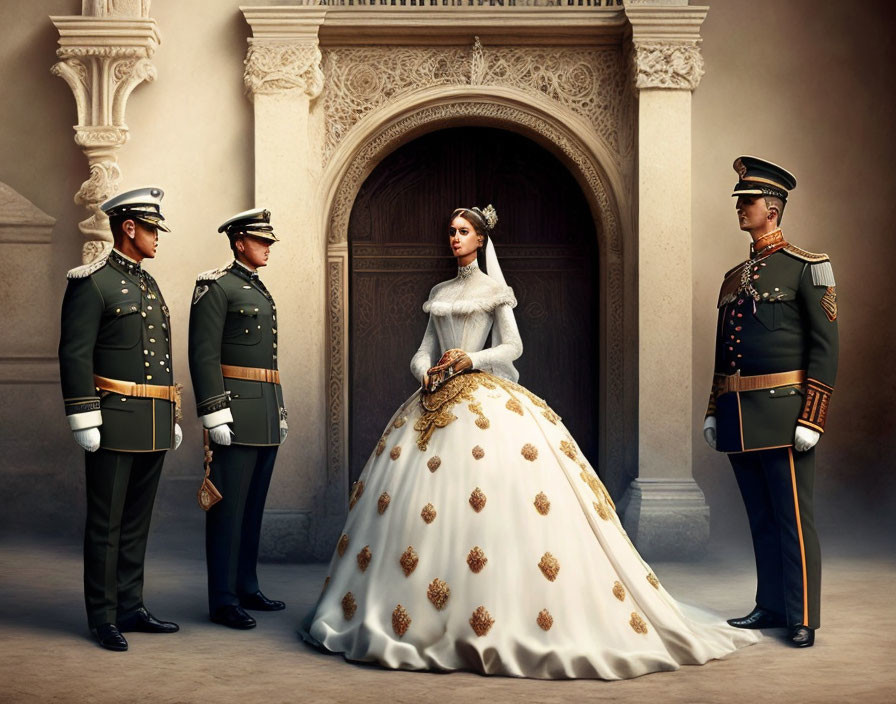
[301,259,759,679]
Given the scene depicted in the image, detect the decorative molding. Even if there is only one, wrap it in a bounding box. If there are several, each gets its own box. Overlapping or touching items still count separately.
[0,357,59,385]
[0,182,56,245]
[324,97,627,495]
[244,6,628,48]
[631,41,704,90]
[50,14,160,263]
[319,0,621,6]
[617,478,710,560]
[326,251,350,520]
[244,42,324,100]
[322,42,633,167]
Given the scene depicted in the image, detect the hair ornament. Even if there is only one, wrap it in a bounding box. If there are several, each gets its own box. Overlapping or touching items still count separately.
[470,205,498,231]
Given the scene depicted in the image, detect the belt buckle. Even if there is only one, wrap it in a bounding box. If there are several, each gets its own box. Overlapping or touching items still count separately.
[727,370,741,394]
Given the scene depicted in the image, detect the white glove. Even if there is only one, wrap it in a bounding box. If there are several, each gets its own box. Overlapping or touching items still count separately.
[209,423,234,446]
[174,423,183,450]
[73,427,101,452]
[703,416,717,450]
[793,425,820,452]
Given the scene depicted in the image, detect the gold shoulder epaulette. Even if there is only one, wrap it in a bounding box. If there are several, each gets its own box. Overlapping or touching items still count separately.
[783,243,829,263]
[196,263,232,282]
[66,256,109,279]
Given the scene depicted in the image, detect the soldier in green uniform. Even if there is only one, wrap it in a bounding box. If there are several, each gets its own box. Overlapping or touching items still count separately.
[59,187,182,651]
[188,208,287,629]
[703,157,839,648]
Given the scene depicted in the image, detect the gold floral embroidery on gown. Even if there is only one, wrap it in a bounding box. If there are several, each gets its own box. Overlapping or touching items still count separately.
[300,259,759,679]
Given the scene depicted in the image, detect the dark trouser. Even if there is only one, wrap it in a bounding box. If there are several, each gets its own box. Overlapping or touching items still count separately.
[730,446,820,629]
[83,449,166,629]
[205,443,278,612]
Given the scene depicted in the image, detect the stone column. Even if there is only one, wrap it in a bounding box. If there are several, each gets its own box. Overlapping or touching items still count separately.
[618,1,709,559]
[51,2,160,263]
[242,8,331,561]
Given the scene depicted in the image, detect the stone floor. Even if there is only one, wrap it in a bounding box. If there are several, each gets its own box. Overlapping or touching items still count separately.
[1,532,894,704]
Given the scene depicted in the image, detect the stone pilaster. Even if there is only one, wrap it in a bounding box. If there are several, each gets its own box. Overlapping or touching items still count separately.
[50,4,160,263]
[619,1,710,559]
[242,8,332,561]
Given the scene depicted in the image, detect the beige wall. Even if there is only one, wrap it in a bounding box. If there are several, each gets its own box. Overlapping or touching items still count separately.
[1,0,893,544]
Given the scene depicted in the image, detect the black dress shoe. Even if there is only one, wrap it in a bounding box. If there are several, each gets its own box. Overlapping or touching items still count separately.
[118,607,180,634]
[210,605,257,630]
[727,607,787,629]
[239,590,286,611]
[91,623,128,651]
[788,625,815,647]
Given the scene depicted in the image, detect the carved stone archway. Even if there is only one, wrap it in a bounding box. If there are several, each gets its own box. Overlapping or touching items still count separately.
[240,3,710,561]
[319,89,633,541]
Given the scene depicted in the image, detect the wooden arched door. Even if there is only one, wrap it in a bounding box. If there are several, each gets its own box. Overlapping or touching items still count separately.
[348,126,600,484]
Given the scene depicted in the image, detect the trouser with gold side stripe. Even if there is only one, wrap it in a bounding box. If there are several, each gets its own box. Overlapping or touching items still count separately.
[730,446,820,629]
[205,443,278,612]
[83,449,166,629]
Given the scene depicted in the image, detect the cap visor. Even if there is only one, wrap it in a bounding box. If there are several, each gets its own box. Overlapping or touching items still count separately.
[137,217,170,232]
[731,188,764,196]
[245,232,278,243]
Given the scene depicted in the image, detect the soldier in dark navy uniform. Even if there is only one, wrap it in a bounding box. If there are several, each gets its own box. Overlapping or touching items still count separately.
[704,157,839,648]
[188,208,287,629]
[59,187,182,651]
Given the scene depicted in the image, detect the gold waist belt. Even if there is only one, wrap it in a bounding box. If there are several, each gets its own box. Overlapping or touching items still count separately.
[221,364,280,384]
[94,375,178,402]
[718,370,806,395]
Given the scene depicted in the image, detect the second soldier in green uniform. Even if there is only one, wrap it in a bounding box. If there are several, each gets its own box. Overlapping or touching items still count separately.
[188,208,287,629]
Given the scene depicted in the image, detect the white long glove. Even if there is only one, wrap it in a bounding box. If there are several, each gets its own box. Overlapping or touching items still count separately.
[73,427,101,452]
[793,425,820,452]
[174,423,183,450]
[703,416,717,450]
[208,423,234,446]
[279,418,288,443]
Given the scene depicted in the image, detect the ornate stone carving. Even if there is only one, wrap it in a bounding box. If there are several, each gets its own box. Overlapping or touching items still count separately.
[244,43,324,100]
[326,256,348,510]
[82,0,151,17]
[322,43,632,166]
[51,15,159,263]
[71,160,121,249]
[74,127,128,147]
[631,41,705,91]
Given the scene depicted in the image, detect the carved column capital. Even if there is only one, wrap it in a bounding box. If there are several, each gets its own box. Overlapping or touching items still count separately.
[631,41,705,91]
[242,7,326,102]
[50,14,161,262]
[244,42,324,100]
[625,3,708,92]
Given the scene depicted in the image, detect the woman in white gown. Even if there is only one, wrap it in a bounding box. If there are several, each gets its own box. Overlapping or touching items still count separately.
[301,206,759,679]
